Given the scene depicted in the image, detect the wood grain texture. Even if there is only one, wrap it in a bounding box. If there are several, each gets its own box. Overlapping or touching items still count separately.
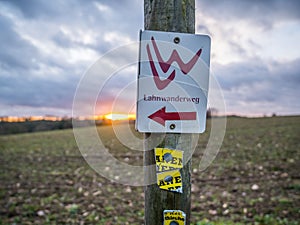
[143,1,196,224]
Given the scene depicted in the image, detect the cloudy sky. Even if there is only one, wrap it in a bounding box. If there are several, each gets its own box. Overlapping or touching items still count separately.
[0,0,299,117]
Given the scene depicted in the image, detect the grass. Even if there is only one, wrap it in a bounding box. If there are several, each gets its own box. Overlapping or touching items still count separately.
[0,116,299,224]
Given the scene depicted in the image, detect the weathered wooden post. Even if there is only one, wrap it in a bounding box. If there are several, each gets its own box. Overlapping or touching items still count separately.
[143,1,196,224]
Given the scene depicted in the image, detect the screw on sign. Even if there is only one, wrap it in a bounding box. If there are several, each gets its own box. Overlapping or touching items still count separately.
[170,221,179,225]
[164,175,173,183]
[163,152,173,162]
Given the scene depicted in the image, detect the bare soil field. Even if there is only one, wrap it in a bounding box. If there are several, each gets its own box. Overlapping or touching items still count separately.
[0,116,299,224]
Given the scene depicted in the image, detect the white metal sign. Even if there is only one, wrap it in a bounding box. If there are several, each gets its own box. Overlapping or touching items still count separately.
[136,30,211,133]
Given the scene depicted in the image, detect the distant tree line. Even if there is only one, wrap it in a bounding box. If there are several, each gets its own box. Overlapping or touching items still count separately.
[206,108,218,118]
[0,119,93,135]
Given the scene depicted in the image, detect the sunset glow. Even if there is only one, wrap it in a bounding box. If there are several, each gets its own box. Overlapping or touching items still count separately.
[0,114,137,123]
[104,113,136,121]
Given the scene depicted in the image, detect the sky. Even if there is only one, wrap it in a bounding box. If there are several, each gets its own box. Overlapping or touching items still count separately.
[0,0,299,117]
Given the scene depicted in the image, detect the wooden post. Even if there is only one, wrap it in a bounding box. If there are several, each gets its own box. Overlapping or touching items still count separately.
[144,0,195,224]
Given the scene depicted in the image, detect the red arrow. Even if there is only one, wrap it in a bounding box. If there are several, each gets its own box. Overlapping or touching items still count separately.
[148,106,197,126]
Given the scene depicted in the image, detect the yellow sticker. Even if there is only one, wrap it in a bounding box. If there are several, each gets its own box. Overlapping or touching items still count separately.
[155,148,183,172]
[163,210,186,225]
[157,170,182,193]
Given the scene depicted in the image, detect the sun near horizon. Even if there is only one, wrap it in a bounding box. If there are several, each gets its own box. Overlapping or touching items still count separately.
[103,113,136,121]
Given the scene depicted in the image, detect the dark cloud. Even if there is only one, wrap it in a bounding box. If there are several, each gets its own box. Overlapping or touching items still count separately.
[52,31,75,49]
[215,60,268,91]
[1,0,77,19]
[0,16,39,70]
[1,0,142,36]
[215,57,300,114]
[197,0,300,28]
[228,41,247,57]
[0,69,79,109]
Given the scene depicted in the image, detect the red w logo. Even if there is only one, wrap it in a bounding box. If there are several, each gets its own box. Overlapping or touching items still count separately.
[146,36,202,90]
